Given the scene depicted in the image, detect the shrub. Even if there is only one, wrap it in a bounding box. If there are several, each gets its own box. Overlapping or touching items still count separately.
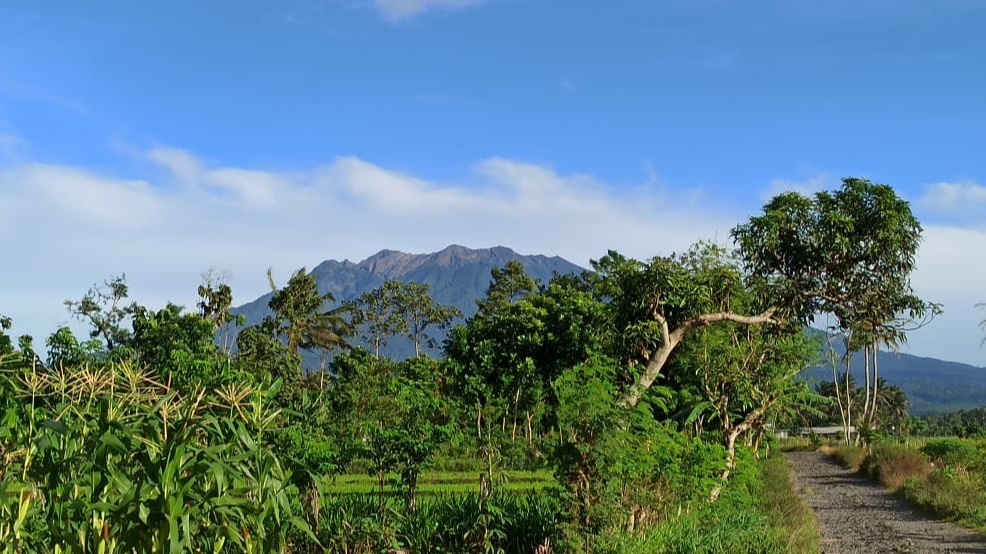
[860,444,931,490]
[826,445,867,471]
[900,467,986,526]
[921,438,982,470]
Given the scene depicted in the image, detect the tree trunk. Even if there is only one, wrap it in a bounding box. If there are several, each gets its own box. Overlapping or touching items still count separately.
[620,309,777,408]
[845,357,855,445]
[862,343,872,429]
[511,387,521,442]
[869,341,880,426]
[832,345,848,445]
[709,427,744,503]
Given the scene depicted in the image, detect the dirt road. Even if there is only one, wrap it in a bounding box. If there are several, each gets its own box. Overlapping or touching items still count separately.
[785,451,986,554]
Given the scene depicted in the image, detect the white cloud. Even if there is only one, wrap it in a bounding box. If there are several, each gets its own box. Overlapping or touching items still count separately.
[1,150,982,368]
[919,180,986,216]
[146,147,202,184]
[905,225,986,368]
[372,0,484,21]
[0,148,726,354]
[4,164,166,229]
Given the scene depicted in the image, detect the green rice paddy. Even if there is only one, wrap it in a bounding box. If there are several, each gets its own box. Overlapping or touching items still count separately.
[323,470,556,495]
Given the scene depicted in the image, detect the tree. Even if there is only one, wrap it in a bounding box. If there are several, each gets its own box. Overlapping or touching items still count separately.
[64,275,138,352]
[266,268,351,356]
[366,357,454,514]
[475,260,537,313]
[874,380,909,432]
[347,279,461,359]
[346,280,411,359]
[394,282,462,357]
[131,303,226,390]
[197,269,243,354]
[446,266,607,443]
[733,178,938,440]
[591,243,780,408]
[0,314,13,357]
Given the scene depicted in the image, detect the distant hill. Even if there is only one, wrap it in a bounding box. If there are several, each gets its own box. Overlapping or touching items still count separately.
[802,346,986,415]
[229,245,585,359]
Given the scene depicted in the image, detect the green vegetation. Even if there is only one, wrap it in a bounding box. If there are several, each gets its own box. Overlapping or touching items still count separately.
[825,438,986,534]
[0,177,929,552]
[756,453,821,554]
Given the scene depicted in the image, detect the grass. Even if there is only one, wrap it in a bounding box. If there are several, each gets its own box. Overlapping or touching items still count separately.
[323,469,556,495]
[757,451,821,554]
[777,437,817,452]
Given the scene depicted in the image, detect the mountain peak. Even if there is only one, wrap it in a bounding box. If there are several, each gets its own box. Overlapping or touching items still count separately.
[358,248,422,277]
[430,244,519,266]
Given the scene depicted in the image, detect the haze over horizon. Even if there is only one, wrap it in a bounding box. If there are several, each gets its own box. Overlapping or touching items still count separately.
[1,1,984,366]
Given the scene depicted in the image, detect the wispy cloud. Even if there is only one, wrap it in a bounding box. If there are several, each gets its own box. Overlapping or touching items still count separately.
[372,0,484,21]
[0,78,93,117]
[919,180,986,216]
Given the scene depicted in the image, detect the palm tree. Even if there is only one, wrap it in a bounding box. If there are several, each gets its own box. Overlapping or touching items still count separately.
[874,380,909,431]
[267,268,352,355]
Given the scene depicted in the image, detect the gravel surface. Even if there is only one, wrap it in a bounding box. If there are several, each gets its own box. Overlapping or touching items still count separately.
[785,451,986,554]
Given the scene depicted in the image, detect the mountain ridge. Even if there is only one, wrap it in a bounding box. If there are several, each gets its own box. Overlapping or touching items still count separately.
[231,245,586,358]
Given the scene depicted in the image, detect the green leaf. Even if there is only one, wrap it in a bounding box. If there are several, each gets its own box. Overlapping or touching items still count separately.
[42,420,70,434]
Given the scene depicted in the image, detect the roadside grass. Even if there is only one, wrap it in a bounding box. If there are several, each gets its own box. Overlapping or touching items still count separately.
[820,443,867,471]
[824,439,986,536]
[758,451,821,554]
[601,449,821,554]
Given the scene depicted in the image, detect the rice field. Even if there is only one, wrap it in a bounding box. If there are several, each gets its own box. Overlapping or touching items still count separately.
[322,469,556,495]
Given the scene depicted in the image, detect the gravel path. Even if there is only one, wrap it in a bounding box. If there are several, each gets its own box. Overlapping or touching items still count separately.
[785,451,986,554]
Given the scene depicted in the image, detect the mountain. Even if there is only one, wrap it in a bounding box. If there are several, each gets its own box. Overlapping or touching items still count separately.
[229,245,586,358]
[802,347,986,415]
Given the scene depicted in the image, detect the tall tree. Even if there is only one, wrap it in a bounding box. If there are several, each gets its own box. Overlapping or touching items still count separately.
[197,269,243,355]
[475,260,537,313]
[733,178,938,440]
[348,279,462,358]
[266,268,352,355]
[346,280,411,359]
[64,275,138,352]
[391,281,461,357]
[0,314,13,356]
[592,243,780,408]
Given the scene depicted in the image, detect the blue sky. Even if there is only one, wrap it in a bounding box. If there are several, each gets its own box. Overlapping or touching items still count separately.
[1,0,984,365]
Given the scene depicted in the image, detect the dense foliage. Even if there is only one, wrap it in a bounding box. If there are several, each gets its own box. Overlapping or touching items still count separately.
[0,177,937,552]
